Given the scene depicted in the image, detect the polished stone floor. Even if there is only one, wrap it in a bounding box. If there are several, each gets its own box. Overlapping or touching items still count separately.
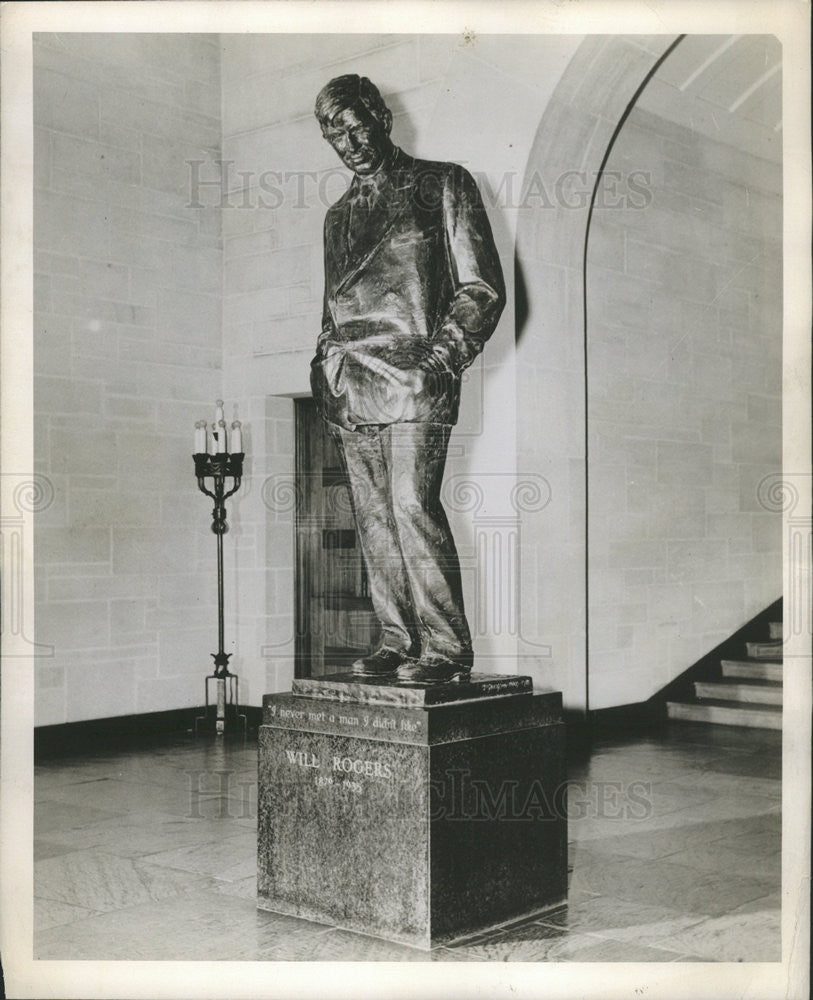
[34,720,781,962]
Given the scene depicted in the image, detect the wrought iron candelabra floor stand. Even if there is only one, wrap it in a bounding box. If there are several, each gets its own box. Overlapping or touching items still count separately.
[193,451,247,737]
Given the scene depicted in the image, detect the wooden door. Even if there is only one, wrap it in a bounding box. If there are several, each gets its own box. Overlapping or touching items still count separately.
[295,399,380,677]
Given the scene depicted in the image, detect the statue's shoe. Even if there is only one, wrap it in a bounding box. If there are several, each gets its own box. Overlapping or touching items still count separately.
[351,647,412,677]
[396,657,471,685]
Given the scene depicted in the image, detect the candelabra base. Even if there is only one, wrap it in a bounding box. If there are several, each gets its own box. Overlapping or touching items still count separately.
[195,673,247,737]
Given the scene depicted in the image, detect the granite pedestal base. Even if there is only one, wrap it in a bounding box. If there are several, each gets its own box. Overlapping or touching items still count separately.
[257,673,566,950]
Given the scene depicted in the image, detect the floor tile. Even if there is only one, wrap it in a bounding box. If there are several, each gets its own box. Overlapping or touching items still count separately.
[537,894,705,945]
[36,759,191,795]
[648,910,782,962]
[664,842,781,879]
[673,769,780,800]
[569,820,738,862]
[447,920,687,962]
[727,891,781,917]
[34,799,126,836]
[548,934,687,962]
[669,953,721,961]
[144,832,258,880]
[570,854,776,918]
[36,776,206,818]
[34,897,101,931]
[662,722,781,754]
[35,849,215,912]
[664,794,781,827]
[714,824,782,859]
[212,874,259,900]
[34,889,331,961]
[577,797,779,849]
[264,927,451,962]
[34,839,79,861]
[34,811,251,860]
[446,920,567,961]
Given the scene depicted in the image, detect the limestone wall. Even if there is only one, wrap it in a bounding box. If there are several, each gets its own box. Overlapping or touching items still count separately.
[586,104,782,708]
[33,34,223,724]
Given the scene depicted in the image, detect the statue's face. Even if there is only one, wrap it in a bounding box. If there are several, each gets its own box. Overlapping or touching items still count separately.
[322,104,392,176]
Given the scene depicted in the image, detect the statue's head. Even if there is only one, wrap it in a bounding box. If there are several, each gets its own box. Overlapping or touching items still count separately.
[315,75,394,176]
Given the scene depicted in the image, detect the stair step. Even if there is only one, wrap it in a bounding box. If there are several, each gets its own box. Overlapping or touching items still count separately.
[721,659,782,682]
[667,699,782,730]
[768,622,783,640]
[694,680,783,705]
[745,640,784,660]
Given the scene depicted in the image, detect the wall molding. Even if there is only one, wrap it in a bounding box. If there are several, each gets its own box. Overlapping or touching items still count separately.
[34,706,263,759]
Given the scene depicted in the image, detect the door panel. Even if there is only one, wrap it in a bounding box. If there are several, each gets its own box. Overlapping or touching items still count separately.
[295,400,379,677]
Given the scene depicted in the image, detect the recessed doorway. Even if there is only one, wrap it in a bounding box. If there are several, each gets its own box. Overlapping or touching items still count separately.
[294,399,379,678]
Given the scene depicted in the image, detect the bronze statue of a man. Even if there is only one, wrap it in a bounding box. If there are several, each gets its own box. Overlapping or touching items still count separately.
[310,74,505,684]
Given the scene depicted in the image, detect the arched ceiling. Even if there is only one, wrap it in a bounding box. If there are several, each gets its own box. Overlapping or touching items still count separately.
[636,35,782,163]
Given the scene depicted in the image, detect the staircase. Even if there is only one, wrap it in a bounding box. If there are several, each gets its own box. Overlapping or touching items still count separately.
[666,620,783,730]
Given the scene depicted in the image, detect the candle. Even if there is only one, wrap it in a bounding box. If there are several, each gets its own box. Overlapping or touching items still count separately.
[215,399,224,424]
[208,422,217,455]
[216,419,227,453]
[231,420,243,453]
[194,421,206,453]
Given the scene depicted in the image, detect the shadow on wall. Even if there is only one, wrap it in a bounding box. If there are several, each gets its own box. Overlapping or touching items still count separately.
[514,257,530,343]
[511,35,683,708]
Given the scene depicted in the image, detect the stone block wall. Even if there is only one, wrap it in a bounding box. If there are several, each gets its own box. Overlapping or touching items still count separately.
[515,36,679,709]
[33,34,223,724]
[515,35,783,710]
[586,105,782,708]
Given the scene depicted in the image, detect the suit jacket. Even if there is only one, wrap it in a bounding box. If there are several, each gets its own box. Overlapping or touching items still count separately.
[310,149,505,428]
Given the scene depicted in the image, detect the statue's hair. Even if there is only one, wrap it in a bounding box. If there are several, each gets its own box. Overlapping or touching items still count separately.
[314,74,390,127]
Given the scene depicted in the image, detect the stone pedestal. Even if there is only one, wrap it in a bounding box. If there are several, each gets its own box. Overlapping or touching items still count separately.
[257,673,567,950]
